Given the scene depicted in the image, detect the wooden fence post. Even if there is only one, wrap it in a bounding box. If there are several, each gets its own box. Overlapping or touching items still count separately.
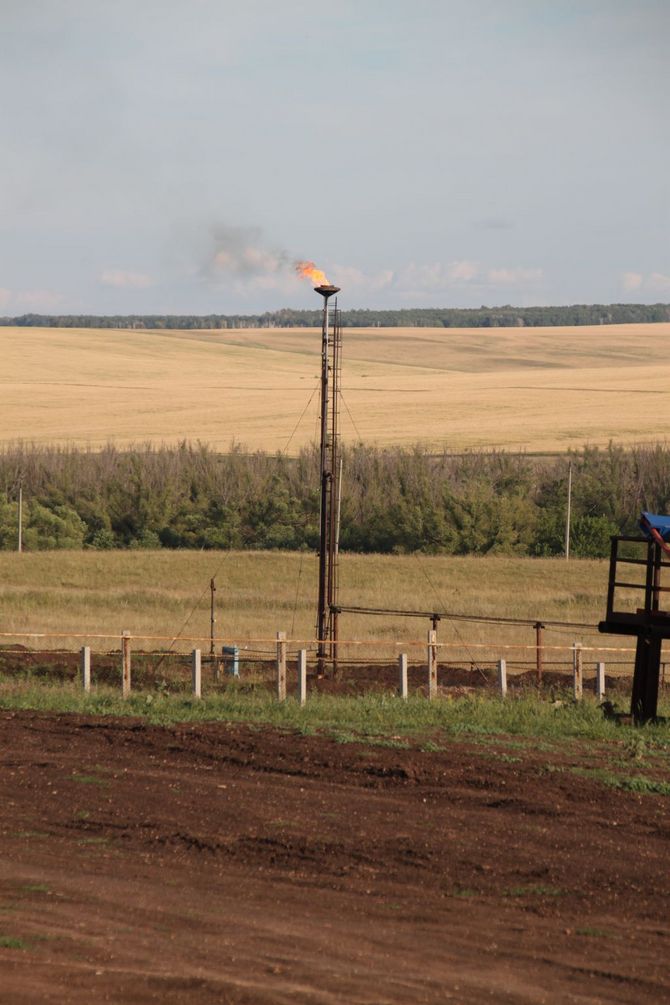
[427,630,437,700]
[572,642,583,700]
[192,648,202,699]
[297,649,307,707]
[498,658,507,698]
[276,632,287,701]
[80,646,91,692]
[595,661,606,700]
[121,631,131,699]
[399,653,408,700]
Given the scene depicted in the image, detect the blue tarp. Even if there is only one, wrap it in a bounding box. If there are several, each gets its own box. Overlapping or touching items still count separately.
[640,512,670,541]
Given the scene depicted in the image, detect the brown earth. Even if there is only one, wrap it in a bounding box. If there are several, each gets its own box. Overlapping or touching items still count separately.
[1,710,669,1004]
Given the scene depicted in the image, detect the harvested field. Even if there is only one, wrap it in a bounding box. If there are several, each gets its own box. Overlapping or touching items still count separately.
[2,323,670,452]
[1,709,669,1003]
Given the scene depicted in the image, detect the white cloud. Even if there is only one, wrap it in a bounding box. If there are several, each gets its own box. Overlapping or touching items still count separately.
[622,271,644,291]
[212,247,286,276]
[330,265,395,291]
[447,260,479,282]
[0,289,66,310]
[487,267,543,284]
[620,271,670,294]
[100,270,153,288]
[648,272,670,292]
[15,290,65,309]
[392,261,480,293]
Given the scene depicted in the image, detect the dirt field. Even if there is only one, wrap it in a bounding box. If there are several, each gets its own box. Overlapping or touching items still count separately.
[1,710,669,1003]
[3,322,670,452]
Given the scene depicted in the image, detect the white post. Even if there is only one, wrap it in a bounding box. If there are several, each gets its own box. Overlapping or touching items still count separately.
[427,630,437,700]
[399,653,408,700]
[80,646,91,692]
[297,649,307,706]
[595,661,606,700]
[192,648,202,699]
[572,641,583,700]
[121,631,131,699]
[276,631,287,701]
[498,658,507,698]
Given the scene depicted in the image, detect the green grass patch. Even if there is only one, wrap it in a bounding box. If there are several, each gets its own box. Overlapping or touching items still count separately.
[546,763,670,796]
[505,884,563,898]
[71,773,107,787]
[0,935,28,950]
[573,767,670,796]
[1,677,670,749]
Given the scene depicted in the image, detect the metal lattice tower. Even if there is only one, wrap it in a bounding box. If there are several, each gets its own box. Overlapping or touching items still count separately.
[314,284,342,673]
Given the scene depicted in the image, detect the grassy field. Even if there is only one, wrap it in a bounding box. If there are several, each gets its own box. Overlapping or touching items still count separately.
[0,550,637,669]
[2,322,670,453]
[2,684,669,748]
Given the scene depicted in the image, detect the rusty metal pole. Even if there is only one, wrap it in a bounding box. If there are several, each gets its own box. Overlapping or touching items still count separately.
[314,284,340,675]
[210,577,216,657]
[17,480,23,554]
[535,622,544,685]
[316,294,330,675]
[121,630,131,699]
[427,629,438,700]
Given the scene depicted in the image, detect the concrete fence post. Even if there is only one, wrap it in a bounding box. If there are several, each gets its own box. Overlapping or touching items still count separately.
[80,646,91,692]
[498,658,507,698]
[192,648,202,699]
[399,653,408,700]
[121,631,131,699]
[297,649,307,707]
[276,631,287,701]
[595,661,606,700]
[427,630,437,700]
[572,641,583,701]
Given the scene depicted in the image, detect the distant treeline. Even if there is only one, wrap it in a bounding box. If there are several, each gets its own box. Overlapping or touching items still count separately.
[0,442,667,557]
[2,302,669,330]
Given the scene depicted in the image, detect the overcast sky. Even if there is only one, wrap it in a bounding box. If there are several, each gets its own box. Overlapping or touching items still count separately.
[0,0,668,314]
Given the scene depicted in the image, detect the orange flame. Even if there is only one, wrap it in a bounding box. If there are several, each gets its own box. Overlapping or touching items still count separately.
[295,260,330,286]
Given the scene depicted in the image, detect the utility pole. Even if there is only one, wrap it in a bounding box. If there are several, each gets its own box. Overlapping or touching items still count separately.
[209,577,216,657]
[565,461,572,560]
[17,479,23,554]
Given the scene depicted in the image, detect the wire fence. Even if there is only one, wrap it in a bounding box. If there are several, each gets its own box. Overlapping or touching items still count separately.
[0,626,664,700]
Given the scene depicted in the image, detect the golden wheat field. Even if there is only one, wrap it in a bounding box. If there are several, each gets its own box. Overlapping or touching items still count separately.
[3,322,670,452]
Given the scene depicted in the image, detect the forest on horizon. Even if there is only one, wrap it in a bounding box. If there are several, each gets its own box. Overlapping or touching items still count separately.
[2,302,669,331]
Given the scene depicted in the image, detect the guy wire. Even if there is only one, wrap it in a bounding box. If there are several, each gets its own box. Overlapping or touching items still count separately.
[290,550,305,639]
[281,377,320,456]
[413,553,488,681]
[152,552,230,675]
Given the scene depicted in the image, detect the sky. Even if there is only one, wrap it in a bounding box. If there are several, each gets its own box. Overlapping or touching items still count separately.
[0,0,668,315]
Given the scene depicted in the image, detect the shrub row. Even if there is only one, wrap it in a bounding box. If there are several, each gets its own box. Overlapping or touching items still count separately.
[0,441,666,555]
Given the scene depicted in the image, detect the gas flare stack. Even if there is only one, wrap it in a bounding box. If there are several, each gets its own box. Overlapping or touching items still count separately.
[314,281,342,675]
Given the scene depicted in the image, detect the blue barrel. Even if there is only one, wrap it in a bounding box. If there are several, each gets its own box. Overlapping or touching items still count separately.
[222,645,240,677]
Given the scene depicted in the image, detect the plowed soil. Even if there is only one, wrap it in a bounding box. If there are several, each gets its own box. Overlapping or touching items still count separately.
[1,710,669,1004]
